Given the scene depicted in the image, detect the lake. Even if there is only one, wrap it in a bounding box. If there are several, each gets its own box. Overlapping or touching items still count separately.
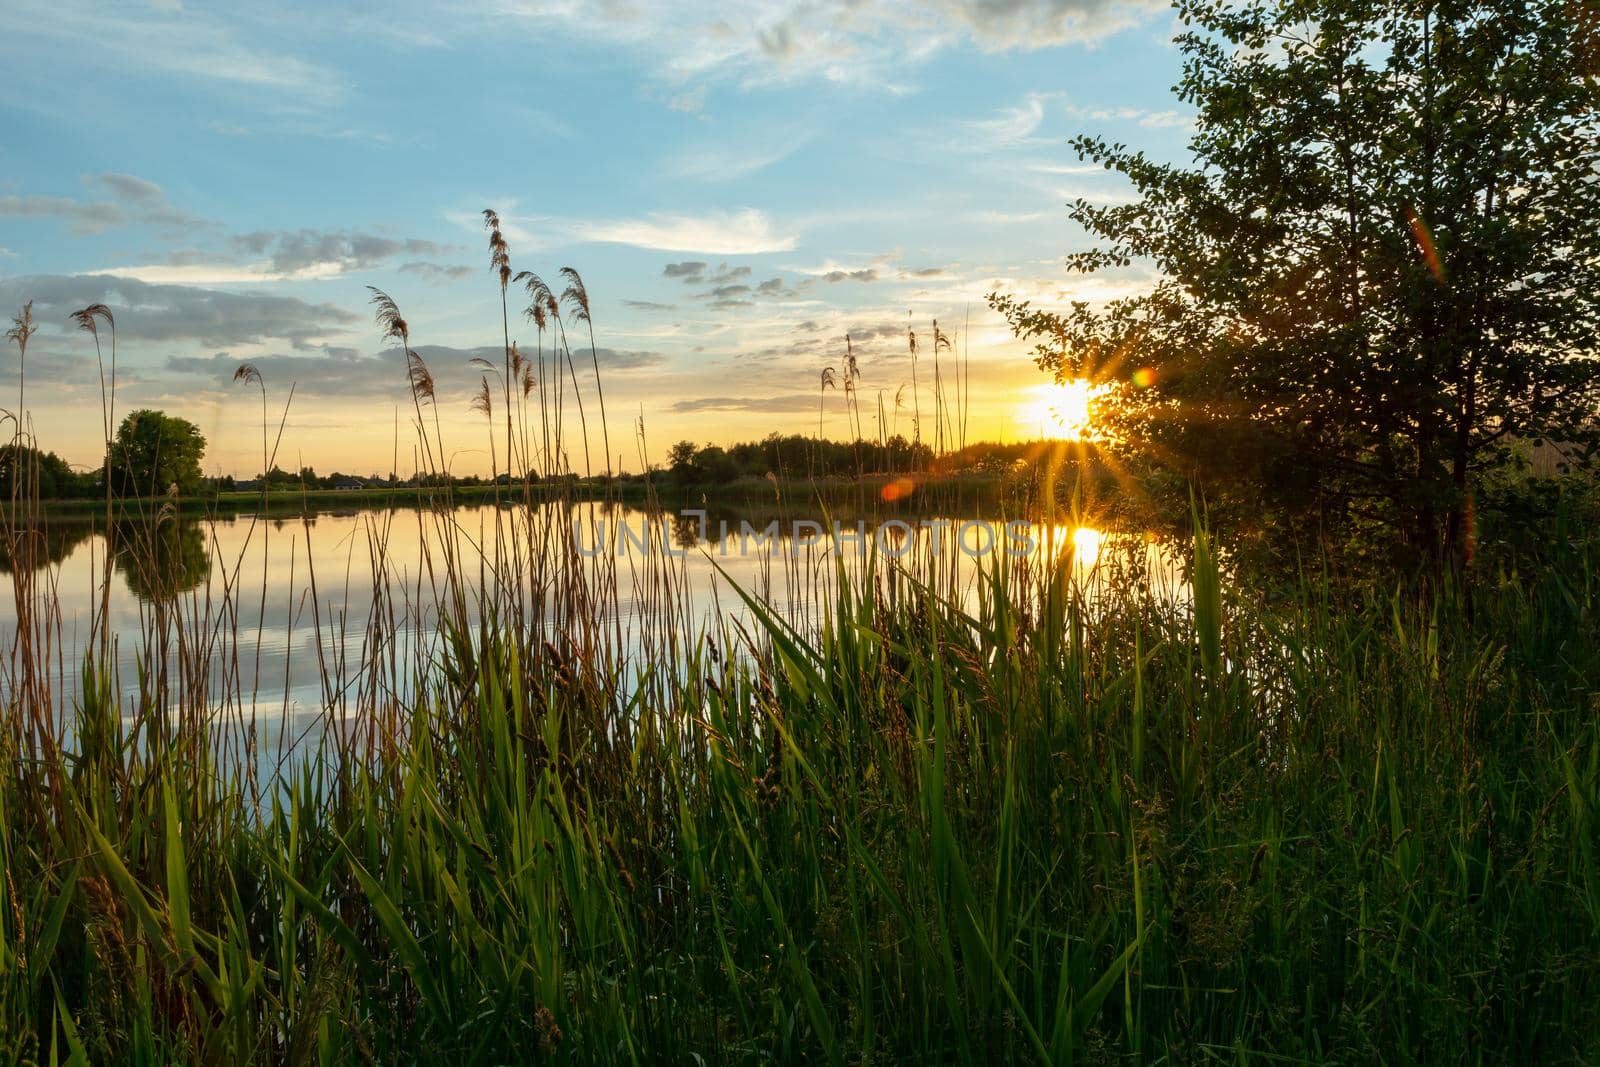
[0,501,1190,761]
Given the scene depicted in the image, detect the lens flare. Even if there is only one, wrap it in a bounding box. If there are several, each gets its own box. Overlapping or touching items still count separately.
[1405,204,1446,283]
[1019,379,1098,441]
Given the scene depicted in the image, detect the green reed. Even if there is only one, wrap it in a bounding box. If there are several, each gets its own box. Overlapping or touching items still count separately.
[0,498,1595,1064]
[1,274,1597,1063]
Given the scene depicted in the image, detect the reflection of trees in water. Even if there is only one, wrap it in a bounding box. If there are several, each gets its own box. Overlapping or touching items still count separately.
[669,513,701,550]
[0,517,210,602]
[0,521,96,574]
[111,520,210,603]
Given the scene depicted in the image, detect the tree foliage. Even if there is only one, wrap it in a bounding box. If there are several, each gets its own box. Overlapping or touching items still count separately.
[0,444,93,499]
[109,409,207,497]
[993,0,1600,566]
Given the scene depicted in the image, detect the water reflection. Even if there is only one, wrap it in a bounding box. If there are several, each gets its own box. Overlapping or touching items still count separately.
[0,518,211,603]
[111,520,211,603]
[0,503,1191,752]
[0,520,96,574]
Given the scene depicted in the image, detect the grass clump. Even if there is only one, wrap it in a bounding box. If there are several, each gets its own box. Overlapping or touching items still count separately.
[0,512,1596,1063]
[1,261,1597,1063]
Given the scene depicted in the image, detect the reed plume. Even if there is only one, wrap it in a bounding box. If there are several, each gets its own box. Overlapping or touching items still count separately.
[7,303,35,436]
[233,363,270,493]
[368,287,441,475]
[932,320,953,456]
[407,352,436,402]
[818,366,837,446]
[71,304,115,441]
[521,271,590,478]
[561,267,612,477]
[907,326,922,465]
[484,210,516,482]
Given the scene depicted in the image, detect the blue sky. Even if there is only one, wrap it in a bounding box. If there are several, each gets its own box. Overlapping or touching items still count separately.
[0,0,1191,477]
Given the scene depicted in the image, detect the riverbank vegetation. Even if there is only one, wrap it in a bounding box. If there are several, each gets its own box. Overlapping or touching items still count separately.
[3,0,1599,1060]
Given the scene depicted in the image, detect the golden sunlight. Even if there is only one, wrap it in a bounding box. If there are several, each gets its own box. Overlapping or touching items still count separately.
[1072,525,1105,563]
[1018,379,1098,441]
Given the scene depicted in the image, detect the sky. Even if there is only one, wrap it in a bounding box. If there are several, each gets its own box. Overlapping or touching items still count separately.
[0,0,1192,478]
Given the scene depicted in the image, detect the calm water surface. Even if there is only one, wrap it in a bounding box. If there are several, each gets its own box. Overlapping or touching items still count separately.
[1,503,1189,751]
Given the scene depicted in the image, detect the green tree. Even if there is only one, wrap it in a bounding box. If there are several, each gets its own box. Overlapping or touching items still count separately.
[109,410,206,497]
[993,0,1600,569]
[667,440,698,484]
[692,445,739,484]
[0,444,90,499]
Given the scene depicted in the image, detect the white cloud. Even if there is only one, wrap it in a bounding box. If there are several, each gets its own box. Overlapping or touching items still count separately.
[1031,162,1104,175]
[0,173,210,236]
[1065,103,1195,129]
[92,261,345,285]
[572,209,798,254]
[664,130,813,183]
[6,0,340,106]
[488,0,1160,95]
[961,92,1057,146]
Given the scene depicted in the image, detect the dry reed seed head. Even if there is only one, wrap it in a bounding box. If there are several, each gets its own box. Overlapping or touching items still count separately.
[821,367,837,390]
[559,267,591,323]
[469,357,495,371]
[233,363,263,386]
[520,272,559,326]
[6,302,36,353]
[367,287,410,346]
[521,364,536,397]
[907,329,917,355]
[407,350,436,401]
[471,377,492,418]
[520,271,552,303]
[71,303,113,340]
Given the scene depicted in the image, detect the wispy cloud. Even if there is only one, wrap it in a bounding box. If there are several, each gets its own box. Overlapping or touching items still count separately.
[572,209,797,254]
[669,393,818,414]
[664,130,814,182]
[6,0,342,107]
[961,91,1058,146]
[0,273,357,351]
[92,229,467,286]
[0,173,211,236]
[1065,103,1195,129]
[488,0,1159,97]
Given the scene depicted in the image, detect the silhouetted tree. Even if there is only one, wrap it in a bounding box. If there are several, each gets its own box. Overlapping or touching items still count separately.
[993,0,1600,569]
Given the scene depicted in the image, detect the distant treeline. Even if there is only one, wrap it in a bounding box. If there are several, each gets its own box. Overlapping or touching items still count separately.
[660,433,1091,484]
[3,434,1098,500]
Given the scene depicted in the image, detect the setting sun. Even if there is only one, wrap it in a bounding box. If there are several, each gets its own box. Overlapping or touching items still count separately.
[1019,379,1099,441]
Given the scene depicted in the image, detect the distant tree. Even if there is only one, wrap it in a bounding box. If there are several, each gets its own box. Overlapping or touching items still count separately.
[667,440,698,484]
[108,410,206,497]
[0,444,91,499]
[667,440,697,469]
[692,445,739,484]
[993,0,1600,570]
[259,466,298,490]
